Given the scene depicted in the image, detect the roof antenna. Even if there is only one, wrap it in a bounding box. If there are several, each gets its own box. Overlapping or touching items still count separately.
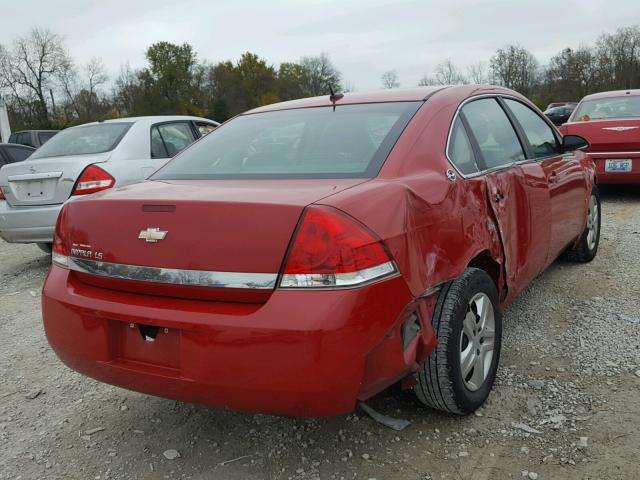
[329,85,344,111]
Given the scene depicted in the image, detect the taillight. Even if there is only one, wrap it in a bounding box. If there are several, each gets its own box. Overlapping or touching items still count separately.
[0,187,5,200]
[280,206,396,288]
[52,206,69,267]
[72,165,115,195]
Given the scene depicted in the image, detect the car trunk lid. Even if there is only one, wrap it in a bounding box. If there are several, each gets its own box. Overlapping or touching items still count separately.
[60,178,367,302]
[0,153,110,206]
[563,119,640,152]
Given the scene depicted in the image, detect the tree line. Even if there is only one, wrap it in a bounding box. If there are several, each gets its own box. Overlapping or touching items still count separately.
[399,25,640,108]
[1,25,639,130]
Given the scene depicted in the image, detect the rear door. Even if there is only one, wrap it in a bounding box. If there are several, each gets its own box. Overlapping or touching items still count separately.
[146,121,198,177]
[462,97,551,297]
[502,98,588,265]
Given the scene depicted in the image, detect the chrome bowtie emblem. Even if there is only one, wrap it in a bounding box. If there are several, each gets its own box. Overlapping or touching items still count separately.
[602,126,639,132]
[138,227,168,243]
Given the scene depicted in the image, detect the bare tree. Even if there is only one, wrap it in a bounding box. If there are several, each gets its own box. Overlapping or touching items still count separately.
[466,61,487,84]
[419,59,467,86]
[299,53,341,96]
[85,58,108,96]
[434,59,467,85]
[594,26,640,90]
[489,45,539,95]
[381,70,400,89]
[418,74,437,86]
[0,27,72,127]
[544,46,598,99]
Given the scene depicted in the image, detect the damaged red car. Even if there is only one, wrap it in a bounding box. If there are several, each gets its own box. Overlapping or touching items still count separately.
[560,89,640,184]
[42,86,599,417]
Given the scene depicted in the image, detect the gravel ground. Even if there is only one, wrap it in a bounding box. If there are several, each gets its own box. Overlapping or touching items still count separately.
[1,186,639,480]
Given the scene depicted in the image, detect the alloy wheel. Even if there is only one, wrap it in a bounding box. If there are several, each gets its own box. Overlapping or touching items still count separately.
[459,292,496,392]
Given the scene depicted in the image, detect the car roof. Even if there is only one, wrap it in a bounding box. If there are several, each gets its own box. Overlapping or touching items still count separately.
[245,85,523,114]
[79,116,220,127]
[580,89,640,101]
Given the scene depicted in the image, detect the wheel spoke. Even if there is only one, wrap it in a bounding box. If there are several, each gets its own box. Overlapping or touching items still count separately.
[463,312,476,339]
[480,328,495,352]
[475,295,488,326]
[460,344,475,378]
[468,353,486,390]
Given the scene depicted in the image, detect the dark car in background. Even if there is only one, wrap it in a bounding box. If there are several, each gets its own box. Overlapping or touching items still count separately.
[8,130,59,148]
[544,105,576,126]
[546,102,577,110]
[0,143,35,167]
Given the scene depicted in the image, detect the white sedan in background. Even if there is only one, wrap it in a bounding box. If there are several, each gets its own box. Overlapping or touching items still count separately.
[0,116,219,252]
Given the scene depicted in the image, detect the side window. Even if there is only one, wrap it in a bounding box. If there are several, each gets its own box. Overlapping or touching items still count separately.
[195,121,217,136]
[463,98,525,169]
[38,131,57,145]
[6,146,33,162]
[504,99,560,159]
[9,133,17,143]
[150,126,169,158]
[447,117,479,175]
[20,132,33,147]
[155,122,196,157]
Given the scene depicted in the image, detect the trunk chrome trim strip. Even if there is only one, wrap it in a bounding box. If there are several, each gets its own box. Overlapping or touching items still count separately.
[62,256,278,289]
[7,171,62,182]
[587,151,640,156]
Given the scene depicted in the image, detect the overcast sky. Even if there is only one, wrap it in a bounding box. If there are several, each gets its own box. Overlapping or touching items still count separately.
[1,0,638,91]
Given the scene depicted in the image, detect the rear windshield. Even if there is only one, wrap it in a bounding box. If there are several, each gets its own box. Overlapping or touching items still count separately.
[30,123,132,159]
[152,102,422,179]
[573,96,640,121]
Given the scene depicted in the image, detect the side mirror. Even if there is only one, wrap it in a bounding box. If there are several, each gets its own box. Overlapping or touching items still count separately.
[562,134,589,153]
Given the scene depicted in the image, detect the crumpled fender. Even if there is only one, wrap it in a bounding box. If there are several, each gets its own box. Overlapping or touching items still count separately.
[318,175,505,301]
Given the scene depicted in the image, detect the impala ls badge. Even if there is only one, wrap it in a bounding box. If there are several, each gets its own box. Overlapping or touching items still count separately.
[602,126,639,132]
[138,228,168,243]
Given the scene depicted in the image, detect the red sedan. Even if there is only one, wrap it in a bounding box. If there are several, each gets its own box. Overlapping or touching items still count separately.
[560,89,640,184]
[42,86,599,417]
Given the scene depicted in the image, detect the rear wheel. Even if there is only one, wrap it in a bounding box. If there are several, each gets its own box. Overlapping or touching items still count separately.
[563,188,600,263]
[415,268,502,415]
[37,243,52,255]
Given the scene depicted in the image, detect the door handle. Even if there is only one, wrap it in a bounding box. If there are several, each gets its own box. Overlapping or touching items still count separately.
[549,171,559,183]
[491,187,504,202]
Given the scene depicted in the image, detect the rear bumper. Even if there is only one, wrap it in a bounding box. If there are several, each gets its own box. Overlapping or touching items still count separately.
[0,201,61,243]
[590,154,640,184]
[42,266,437,416]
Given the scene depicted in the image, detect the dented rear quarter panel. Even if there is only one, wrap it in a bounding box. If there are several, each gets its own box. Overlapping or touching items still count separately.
[318,87,506,303]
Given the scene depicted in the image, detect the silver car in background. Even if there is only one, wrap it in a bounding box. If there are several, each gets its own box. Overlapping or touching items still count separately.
[0,116,218,252]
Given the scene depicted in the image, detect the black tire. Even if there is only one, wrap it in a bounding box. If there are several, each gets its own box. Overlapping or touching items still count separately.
[415,268,502,415]
[37,242,53,255]
[563,187,600,263]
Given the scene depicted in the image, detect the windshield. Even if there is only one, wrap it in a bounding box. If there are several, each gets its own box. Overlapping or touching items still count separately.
[30,123,132,159]
[152,102,422,179]
[573,96,640,121]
